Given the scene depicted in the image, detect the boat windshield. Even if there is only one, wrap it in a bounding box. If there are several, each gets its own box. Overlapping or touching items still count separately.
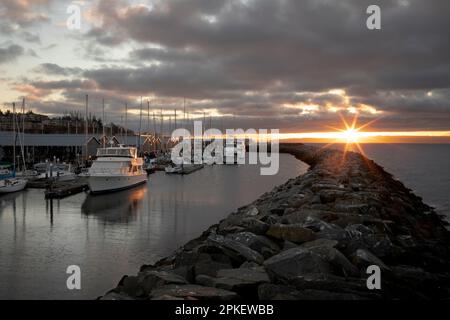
[96,148,136,158]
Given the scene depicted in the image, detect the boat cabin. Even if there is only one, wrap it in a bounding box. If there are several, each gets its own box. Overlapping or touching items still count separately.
[96,147,137,158]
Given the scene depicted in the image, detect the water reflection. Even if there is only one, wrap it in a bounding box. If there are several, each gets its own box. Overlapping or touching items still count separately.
[0,190,23,211]
[81,184,147,223]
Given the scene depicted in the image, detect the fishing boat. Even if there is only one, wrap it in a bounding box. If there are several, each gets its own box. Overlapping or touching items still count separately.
[88,145,147,194]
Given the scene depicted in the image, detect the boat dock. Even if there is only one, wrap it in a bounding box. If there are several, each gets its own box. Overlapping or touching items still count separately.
[44,177,89,199]
[180,164,204,175]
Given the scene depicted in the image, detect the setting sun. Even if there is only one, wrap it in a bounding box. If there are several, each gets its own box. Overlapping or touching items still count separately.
[342,128,360,143]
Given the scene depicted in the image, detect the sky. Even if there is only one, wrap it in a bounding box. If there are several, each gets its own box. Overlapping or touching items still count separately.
[1,0,450,141]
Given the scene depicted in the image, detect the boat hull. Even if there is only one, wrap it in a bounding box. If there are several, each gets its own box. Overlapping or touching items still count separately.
[88,174,147,194]
[0,179,27,193]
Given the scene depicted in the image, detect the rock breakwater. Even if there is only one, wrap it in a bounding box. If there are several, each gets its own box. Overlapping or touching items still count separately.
[102,144,450,300]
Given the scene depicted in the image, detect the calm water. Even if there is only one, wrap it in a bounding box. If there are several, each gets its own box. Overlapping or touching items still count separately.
[0,153,307,300]
[357,144,450,219]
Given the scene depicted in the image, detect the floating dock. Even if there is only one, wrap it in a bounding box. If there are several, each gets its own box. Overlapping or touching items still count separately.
[180,164,204,175]
[44,177,89,199]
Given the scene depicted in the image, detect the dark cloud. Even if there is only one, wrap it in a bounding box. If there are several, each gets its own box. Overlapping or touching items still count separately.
[0,44,25,64]
[8,0,450,131]
[31,79,95,90]
[34,63,83,76]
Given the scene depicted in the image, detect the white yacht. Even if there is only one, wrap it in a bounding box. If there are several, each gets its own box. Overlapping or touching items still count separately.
[88,146,147,194]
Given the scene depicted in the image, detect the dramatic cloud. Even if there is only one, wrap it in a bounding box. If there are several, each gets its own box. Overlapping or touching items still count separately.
[2,0,450,132]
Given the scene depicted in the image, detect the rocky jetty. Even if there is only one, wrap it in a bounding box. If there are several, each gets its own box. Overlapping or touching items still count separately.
[102,144,450,300]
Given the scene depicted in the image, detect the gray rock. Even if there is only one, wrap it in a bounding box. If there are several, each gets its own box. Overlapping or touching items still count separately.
[216,267,270,287]
[100,291,134,300]
[301,238,338,249]
[194,254,233,277]
[311,183,342,192]
[266,223,316,243]
[282,240,298,251]
[120,276,144,297]
[319,189,347,203]
[334,203,370,214]
[258,284,366,300]
[245,206,259,216]
[227,232,280,258]
[263,247,331,282]
[345,224,374,239]
[140,270,188,294]
[287,194,310,208]
[207,233,264,264]
[238,217,269,235]
[195,274,216,287]
[352,249,389,271]
[150,284,238,300]
[240,261,260,268]
[303,217,346,241]
[258,284,305,300]
[308,245,359,277]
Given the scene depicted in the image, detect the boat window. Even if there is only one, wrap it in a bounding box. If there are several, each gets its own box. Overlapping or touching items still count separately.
[97,148,137,157]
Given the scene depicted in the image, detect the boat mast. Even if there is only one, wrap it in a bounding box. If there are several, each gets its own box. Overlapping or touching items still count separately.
[125,102,128,145]
[160,106,163,138]
[85,94,88,162]
[183,98,186,129]
[20,98,26,170]
[102,98,105,147]
[12,102,16,172]
[138,96,143,150]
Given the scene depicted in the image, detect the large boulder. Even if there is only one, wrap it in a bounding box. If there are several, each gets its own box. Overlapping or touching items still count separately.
[227,232,280,258]
[351,248,390,271]
[139,270,188,294]
[210,267,270,298]
[237,218,270,235]
[263,247,332,282]
[266,224,316,243]
[207,233,264,265]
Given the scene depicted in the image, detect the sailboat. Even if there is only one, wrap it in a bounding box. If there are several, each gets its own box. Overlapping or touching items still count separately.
[15,98,39,180]
[0,178,27,193]
[0,102,27,194]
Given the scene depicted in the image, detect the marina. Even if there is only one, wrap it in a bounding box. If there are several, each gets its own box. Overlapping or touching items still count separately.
[0,153,308,299]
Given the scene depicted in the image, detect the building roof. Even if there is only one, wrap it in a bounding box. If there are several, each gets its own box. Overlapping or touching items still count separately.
[0,131,144,147]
